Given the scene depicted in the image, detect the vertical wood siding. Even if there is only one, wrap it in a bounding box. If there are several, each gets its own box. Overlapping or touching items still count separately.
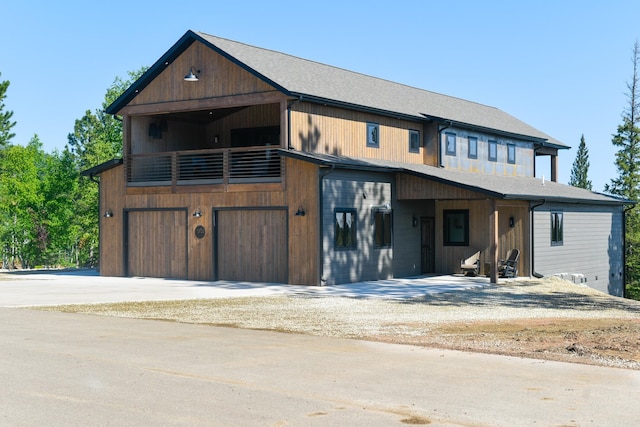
[127,41,277,107]
[290,103,435,165]
[216,208,287,283]
[99,166,125,276]
[127,209,188,279]
[435,199,530,276]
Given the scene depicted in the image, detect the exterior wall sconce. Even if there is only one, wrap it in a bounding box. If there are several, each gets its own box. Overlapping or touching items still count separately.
[104,209,113,218]
[412,216,418,227]
[184,66,200,82]
[295,206,306,216]
[509,216,515,228]
[193,208,203,218]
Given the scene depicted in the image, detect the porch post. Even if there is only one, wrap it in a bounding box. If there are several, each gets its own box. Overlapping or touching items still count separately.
[490,199,499,284]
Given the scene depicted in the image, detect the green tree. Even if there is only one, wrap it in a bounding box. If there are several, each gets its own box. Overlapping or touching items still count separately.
[605,41,640,299]
[67,67,147,266]
[0,137,44,268]
[0,72,16,147]
[568,134,592,190]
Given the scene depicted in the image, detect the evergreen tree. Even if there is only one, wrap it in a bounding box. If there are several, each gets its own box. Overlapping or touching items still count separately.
[605,41,640,299]
[0,72,16,147]
[568,135,592,190]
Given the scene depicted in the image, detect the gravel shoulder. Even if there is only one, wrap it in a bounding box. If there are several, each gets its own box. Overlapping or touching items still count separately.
[34,277,640,369]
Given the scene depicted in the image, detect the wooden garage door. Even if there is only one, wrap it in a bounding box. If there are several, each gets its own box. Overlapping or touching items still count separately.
[216,209,287,283]
[127,209,188,279]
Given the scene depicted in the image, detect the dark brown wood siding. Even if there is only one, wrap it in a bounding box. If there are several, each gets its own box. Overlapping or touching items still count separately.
[126,209,188,279]
[216,208,287,283]
[289,103,434,165]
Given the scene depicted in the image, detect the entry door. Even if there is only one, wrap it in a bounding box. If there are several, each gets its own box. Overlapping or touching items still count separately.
[421,217,435,274]
[126,209,188,279]
[215,208,287,283]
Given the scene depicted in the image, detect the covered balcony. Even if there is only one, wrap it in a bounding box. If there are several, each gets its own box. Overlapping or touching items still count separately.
[125,103,283,189]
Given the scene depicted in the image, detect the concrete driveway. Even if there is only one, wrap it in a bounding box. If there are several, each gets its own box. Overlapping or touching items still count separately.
[0,269,491,307]
[3,270,639,426]
[2,307,640,426]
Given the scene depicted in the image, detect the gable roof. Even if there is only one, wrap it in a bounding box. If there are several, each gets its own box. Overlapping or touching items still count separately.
[107,30,567,149]
[280,150,631,205]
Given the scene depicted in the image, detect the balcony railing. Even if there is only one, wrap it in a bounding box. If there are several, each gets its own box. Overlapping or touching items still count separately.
[126,146,282,187]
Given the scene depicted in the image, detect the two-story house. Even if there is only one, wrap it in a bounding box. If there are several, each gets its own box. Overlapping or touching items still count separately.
[84,30,632,296]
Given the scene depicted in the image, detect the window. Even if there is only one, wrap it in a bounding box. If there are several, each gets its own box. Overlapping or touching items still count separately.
[374,209,392,247]
[551,211,563,246]
[507,143,516,164]
[367,123,379,148]
[335,209,357,249]
[488,140,497,161]
[468,136,478,159]
[409,129,420,153]
[445,133,456,155]
[443,210,469,246]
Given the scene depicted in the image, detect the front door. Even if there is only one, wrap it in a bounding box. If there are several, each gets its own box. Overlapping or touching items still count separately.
[421,217,435,274]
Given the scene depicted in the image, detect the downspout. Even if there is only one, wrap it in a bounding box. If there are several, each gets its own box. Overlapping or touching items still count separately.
[318,165,336,286]
[437,121,453,167]
[529,199,546,278]
[623,204,636,298]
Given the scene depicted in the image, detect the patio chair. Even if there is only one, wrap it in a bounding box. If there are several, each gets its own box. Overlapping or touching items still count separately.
[499,249,520,278]
[460,251,481,276]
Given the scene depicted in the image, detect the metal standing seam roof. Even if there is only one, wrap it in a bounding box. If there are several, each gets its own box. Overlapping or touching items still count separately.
[106,30,567,149]
[279,150,631,205]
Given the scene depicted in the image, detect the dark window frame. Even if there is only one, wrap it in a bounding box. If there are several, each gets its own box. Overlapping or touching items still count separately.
[488,140,498,162]
[445,132,457,155]
[443,209,469,246]
[335,208,357,250]
[409,129,420,153]
[551,211,563,246]
[366,122,380,148]
[373,208,393,248]
[507,143,516,164]
[468,136,478,159]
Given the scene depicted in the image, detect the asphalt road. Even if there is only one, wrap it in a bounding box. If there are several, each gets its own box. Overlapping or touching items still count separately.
[2,307,639,426]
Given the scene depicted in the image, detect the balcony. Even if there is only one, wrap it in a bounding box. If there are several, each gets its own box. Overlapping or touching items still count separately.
[126,146,282,188]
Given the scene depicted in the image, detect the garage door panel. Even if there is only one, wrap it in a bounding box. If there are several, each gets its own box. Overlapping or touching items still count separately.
[127,210,187,279]
[217,209,287,283]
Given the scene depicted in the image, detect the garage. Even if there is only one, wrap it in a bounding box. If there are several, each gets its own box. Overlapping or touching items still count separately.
[215,208,288,283]
[125,209,188,279]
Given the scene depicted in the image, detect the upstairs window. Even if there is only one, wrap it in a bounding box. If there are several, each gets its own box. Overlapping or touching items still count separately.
[443,209,469,246]
[335,209,357,249]
[551,211,563,246]
[468,136,478,159]
[488,140,497,161]
[367,123,379,148]
[445,133,456,155]
[409,129,420,153]
[373,208,393,248]
[507,143,516,164]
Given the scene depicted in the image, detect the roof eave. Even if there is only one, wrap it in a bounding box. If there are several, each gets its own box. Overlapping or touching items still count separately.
[80,158,123,178]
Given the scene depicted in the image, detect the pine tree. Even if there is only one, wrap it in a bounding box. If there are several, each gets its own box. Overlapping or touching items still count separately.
[605,41,640,299]
[568,135,592,190]
[0,72,16,147]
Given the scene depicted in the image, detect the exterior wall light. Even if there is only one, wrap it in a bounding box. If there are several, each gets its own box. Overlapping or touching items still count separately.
[295,206,306,216]
[104,209,113,218]
[193,208,203,218]
[184,66,200,82]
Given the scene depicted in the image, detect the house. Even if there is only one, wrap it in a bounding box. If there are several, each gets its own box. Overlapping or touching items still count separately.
[84,30,632,296]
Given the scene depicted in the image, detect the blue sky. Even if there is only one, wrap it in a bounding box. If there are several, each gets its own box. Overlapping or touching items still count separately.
[3,1,640,191]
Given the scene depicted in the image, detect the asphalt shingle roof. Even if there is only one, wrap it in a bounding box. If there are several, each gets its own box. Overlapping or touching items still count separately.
[280,150,630,205]
[107,30,566,148]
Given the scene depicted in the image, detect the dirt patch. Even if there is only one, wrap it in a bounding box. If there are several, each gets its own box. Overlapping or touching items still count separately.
[371,318,640,368]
